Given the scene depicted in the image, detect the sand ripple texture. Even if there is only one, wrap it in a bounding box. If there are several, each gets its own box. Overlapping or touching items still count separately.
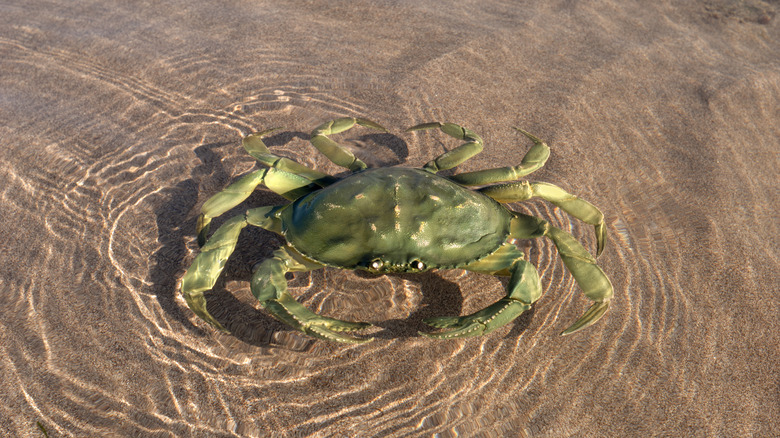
[0,1,777,437]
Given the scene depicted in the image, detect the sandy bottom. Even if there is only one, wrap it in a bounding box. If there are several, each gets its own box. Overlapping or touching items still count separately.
[0,0,777,436]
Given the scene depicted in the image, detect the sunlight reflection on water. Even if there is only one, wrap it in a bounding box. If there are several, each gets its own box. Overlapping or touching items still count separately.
[1,0,778,436]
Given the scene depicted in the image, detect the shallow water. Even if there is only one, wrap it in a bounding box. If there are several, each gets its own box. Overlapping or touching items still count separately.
[1,1,778,436]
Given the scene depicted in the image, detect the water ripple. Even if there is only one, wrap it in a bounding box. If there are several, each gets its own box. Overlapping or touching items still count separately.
[2,1,778,435]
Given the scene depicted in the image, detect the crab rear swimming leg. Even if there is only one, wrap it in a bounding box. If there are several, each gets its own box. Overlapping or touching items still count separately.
[481,180,607,257]
[510,213,613,335]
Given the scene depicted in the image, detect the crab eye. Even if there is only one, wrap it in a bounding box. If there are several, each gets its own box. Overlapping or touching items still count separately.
[411,260,425,270]
[370,259,383,270]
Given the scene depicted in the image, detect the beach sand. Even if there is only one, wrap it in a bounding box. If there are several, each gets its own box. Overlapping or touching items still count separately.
[0,0,777,436]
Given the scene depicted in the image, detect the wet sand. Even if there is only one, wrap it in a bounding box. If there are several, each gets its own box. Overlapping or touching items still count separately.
[0,1,778,436]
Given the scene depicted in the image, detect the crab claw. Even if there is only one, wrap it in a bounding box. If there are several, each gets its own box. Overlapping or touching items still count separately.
[419,299,531,339]
[264,299,374,344]
[251,248,375,344]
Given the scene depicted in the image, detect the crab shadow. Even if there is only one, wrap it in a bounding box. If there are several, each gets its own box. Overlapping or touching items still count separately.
[150,129,533,348]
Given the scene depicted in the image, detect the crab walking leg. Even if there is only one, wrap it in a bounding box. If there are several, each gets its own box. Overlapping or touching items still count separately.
[251,246,373,344]
[182,206,284,331]
[450,128,551,185]
[511,213,613,335]
[406,122,484,173]
[242,129,338,187]
[310,117,387,172]
[198,129,342,246]
[420,244,542,339]
[480,181,607,256]
[196,167,316,246]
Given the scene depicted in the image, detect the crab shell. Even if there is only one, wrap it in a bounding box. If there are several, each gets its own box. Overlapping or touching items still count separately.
[181,118,613,343]
[281,167,510,274]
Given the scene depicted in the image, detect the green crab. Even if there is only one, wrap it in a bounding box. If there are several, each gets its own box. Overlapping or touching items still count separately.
[181,118,613,343]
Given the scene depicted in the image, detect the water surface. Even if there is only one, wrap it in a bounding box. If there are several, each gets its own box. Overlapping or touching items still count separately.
[1,1,777,436]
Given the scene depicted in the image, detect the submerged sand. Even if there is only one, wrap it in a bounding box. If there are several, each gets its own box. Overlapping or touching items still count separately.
[0,1,777,436]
